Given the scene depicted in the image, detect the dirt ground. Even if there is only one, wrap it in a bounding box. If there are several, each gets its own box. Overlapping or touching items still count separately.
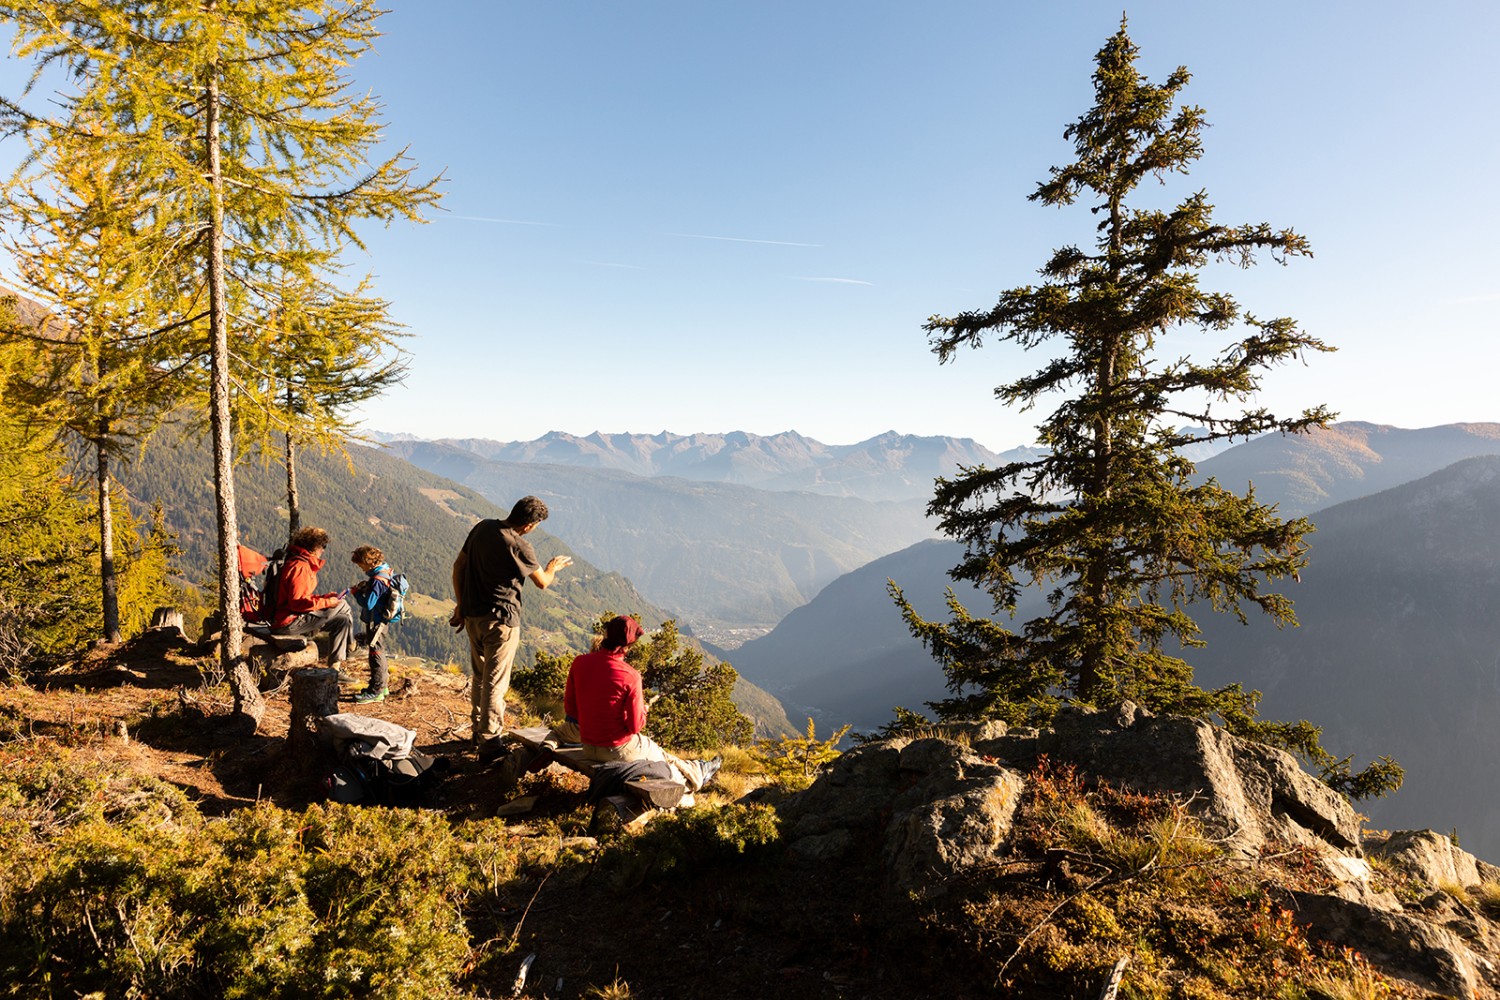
[4,626,529,819]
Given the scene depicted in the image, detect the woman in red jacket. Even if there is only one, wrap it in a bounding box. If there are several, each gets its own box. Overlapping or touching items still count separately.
[271,526,355,677]
[563,615,720,791]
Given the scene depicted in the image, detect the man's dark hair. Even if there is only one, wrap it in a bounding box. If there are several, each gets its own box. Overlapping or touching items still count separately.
[506,495,549,527]
[290,526,330,551]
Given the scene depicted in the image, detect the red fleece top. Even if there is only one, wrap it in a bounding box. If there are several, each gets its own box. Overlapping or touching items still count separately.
[563,649,645,748]
[271,547,343,628]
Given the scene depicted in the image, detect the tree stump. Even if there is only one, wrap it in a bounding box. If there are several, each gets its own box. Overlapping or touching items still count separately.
[148,607,184,631]
[288,667,341,762]
[246,634,319,690]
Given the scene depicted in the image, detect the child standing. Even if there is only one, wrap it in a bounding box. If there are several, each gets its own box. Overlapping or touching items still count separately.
[350,545,400,704]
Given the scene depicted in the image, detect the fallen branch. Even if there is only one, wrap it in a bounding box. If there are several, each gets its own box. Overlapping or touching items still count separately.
[1098,955,1129,999]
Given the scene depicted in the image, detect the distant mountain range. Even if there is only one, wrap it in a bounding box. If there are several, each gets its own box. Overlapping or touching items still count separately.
[723,422,1500,859]
[382,439,939,635]
[1190,455,1500,859]
[374,429,1026,503]
[717,538,975,731]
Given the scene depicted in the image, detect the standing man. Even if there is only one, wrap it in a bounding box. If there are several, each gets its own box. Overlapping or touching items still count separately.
[450,496,572,754]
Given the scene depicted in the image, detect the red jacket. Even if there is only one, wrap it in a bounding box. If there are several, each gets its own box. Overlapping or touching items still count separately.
[271,546,343,628]
[564,649,645,748]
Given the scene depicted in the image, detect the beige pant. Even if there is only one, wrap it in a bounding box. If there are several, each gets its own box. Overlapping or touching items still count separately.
[582,733,706,791]
[465,616,520,742]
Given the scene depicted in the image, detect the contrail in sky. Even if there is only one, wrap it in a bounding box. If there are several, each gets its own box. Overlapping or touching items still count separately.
[794,276,873,286]
[668,232,822,247]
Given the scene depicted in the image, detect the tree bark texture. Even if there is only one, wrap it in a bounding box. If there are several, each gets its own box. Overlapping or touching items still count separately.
[205,48,263,733]
[285,423,300,539]
[97,440,121,642]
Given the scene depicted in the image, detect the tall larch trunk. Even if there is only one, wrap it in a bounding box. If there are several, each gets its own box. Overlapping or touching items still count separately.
[97,436,121,643]
[206,46,264,732]
[285,385,300,540]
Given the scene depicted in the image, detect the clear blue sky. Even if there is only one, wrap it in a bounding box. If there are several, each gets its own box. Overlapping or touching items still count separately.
[10,3,1500,452]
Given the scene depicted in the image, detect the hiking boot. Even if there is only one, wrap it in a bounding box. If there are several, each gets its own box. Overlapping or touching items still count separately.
[352,687,387,704]
[698,755,724,788]
[334,667,358,684]
[478,736,509,765]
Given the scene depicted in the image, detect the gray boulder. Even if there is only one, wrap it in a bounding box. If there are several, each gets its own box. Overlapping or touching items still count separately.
[1372,830,1500,890]
[1290,890,1490,999]
[977,704,1362,857]
[779,737,1024,899]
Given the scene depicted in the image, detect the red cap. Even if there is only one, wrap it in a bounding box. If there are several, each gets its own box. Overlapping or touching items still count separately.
[603,615,643,650]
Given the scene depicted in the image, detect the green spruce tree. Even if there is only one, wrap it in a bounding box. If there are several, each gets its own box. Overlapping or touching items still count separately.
[899,20,1330,712]
[894,22,1400,799]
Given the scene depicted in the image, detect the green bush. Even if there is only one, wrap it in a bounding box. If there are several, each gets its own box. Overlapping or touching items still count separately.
[599,803,781,889]
[512,647,571,705]
[751,717,850,785]
[0,747,478,999]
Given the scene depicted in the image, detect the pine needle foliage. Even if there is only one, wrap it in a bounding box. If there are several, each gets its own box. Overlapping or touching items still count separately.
[899,21,1333,717]
[629,619,754,753]
[0,0,440,726]
[751,717,850,783]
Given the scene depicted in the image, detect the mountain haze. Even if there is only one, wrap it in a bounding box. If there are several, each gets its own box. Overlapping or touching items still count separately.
[422,429,1021,502]
[723,539,976,730]
[115,426,796,736]
[1198,421,1500,515]
[383,439,938,634]
[1189,455,1500,858]
[732,425,1500,859]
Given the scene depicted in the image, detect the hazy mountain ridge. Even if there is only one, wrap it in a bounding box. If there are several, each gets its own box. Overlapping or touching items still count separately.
[1189,454,1500,857]
[415,429,1021,502]
[383,439,939,632]
[1198,420,1500,516]
[722,538,975,731]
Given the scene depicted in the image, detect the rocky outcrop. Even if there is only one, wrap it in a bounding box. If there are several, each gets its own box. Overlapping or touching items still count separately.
[1371,830,1500,890]
[776,705,1500,997]
[777,737,1023,899]
[975,703,1363,857]
[1290,890,1490,999]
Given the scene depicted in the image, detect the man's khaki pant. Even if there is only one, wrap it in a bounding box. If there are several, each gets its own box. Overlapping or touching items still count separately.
[465,616,520,742]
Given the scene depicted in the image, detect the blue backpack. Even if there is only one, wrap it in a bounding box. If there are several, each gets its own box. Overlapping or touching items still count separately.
[363,570,409,623]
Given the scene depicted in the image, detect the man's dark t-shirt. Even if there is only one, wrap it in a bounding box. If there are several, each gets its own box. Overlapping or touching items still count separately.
[459,520,541,626]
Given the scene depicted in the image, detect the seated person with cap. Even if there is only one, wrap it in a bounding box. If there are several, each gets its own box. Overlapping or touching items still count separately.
[562,615,720,791]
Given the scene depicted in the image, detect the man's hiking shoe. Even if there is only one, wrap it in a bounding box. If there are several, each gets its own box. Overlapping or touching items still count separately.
[334,668,358,684]
[478,737,509,765]
[698,755,724,788]
[352,688,387,704]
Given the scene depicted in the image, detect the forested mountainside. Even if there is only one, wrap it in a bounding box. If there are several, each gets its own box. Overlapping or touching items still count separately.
[113,424,650,664]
